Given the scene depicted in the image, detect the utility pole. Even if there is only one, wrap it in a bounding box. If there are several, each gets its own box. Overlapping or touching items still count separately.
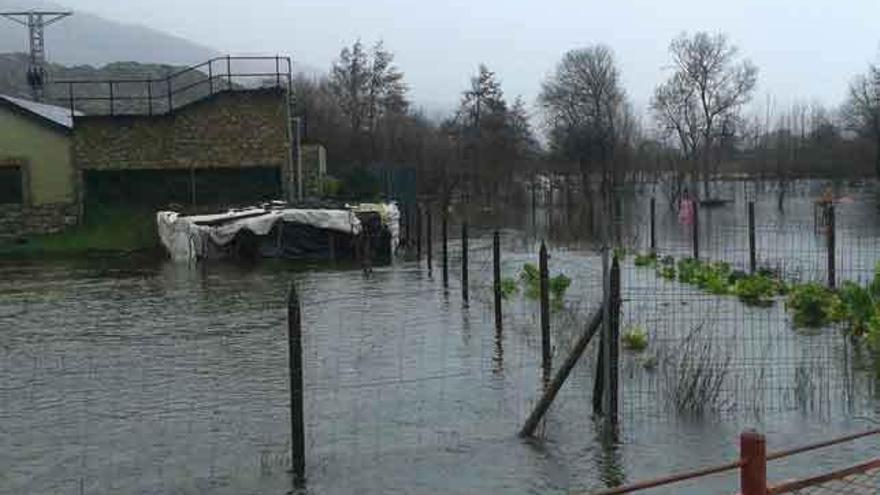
[1,11,72,101]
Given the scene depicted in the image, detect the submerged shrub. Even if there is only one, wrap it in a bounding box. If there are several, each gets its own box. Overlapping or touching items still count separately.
[733,275,778,307]
[500,278,519,299]
[787,283,837,328]
[634,252,658,267]
[622,327,649,351]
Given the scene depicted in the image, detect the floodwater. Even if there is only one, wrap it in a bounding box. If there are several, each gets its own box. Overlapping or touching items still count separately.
[2,179,880,494]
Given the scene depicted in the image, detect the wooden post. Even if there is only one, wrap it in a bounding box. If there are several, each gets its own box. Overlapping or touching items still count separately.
[493,230,502,330]
[649,197,656,254]
[740,430,767,495]
[748,201,756,274]
[287,284,306,486]
[827,204,836,289]
[520,309,603,437]
[608,256,621,424]
[592,332,605,415]
[426,208,433,275]
[692,201,700,260]
[416,204,422,261]
[461,221,469,303]
[442,212,449,287]
[539,241,551,382]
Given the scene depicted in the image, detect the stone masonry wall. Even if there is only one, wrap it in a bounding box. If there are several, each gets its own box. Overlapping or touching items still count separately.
[72,88,289,171]
[0,203,79,240]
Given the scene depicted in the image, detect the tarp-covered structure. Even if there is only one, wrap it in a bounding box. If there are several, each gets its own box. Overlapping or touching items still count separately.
[158,202,399,263]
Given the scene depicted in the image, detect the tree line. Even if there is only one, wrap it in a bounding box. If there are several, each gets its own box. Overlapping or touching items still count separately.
[294,34,880,203]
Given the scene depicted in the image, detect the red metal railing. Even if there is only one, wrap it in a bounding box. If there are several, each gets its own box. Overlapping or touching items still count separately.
[584,428,880,495]
[52,55,292,117]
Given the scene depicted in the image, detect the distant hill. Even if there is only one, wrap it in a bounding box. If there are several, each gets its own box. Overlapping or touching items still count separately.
[0,0,220,66]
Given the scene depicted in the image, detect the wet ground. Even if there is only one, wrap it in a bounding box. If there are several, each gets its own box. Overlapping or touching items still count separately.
[2,179,880,494]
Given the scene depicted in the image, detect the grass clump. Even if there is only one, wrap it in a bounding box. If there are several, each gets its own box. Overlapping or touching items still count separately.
[622,326,649,351]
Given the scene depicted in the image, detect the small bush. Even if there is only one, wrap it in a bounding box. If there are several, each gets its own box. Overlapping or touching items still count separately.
[787,283,837,328]
[634,252,658,267]
[622,327,649,352]
[500,278,519,299]
[549,274,572,300]
[733,275,778,307]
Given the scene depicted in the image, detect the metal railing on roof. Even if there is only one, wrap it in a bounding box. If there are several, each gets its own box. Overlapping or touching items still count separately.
[52,55,293,117]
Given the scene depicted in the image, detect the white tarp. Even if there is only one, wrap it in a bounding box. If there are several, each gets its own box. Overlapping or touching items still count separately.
[157,203,399,262]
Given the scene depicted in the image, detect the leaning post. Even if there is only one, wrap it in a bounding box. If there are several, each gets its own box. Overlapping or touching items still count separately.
[608,255,621,424]
[287,284,306,486]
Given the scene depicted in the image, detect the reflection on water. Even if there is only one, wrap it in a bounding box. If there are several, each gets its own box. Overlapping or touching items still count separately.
[1,180,880,494]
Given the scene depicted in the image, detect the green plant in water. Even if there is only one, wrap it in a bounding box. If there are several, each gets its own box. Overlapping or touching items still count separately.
[657,265,676,280]
[500,277,519,299]
[622,326,649,351]
[787,283,837,328]
[549,274,571,301]
[634,252,658,267]
[518,263,571,305]
[519,263,540,299]
[836,281,876,336]
[733,274,778,307]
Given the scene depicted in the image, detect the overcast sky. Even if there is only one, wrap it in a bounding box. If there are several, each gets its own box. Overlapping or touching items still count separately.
[58,0,880,121]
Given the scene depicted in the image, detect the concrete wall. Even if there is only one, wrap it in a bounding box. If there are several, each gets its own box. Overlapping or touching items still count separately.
[73,88,289,172]
[0,108,75,205]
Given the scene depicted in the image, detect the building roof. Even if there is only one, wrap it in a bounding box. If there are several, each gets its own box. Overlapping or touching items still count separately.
[0,94,82,130]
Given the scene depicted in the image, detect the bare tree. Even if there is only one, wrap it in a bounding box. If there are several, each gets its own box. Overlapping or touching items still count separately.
[539,45,628,196]
[651,32,757,198]
[842,63,880,176]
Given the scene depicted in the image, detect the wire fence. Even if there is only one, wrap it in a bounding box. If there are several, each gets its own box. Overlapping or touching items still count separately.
[2,178,879,494]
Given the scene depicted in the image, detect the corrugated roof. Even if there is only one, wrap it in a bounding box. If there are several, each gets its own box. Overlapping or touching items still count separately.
[0,94,82,129]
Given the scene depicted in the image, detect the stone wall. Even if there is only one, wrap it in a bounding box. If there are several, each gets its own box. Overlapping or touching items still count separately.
[72,88,289,172]
[0,203,79,240]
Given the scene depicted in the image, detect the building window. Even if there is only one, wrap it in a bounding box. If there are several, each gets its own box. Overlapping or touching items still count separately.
[0,166,23,204]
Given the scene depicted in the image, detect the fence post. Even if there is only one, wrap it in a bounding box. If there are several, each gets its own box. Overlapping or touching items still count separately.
[461,221,469,303]
[692,201,700,260]
[539,241,551,383]
[426,208,433,275]
[827,204,836,289]
[649,197,656,254]
[287,284,306,486]
[608,256,621,424]
[748,201,756,274]
[442,212,449,288]
[226,55,232,88]
[493,230,502,330]
[416,204,422,262]
[740,430,767,495]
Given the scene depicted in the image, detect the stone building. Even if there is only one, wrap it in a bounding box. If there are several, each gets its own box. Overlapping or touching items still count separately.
[0,95,81,238]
